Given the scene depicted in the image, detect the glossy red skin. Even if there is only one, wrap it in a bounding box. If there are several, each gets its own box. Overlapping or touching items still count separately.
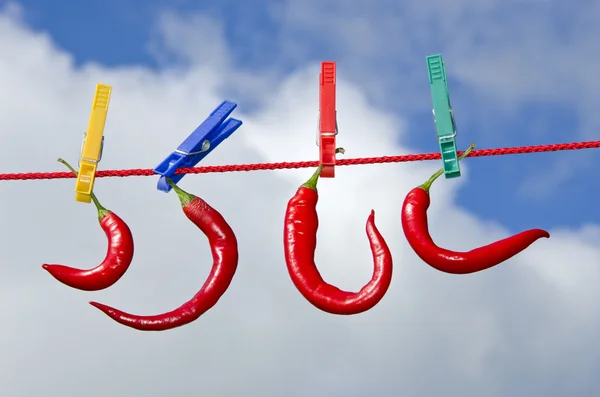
[90,197,238,331]
[42,212,134,291]
[284,186,393,315]
[401,187,550,274]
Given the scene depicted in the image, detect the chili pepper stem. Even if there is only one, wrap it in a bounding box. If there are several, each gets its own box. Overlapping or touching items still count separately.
[301,147,345,190]
[302,165,323,190]
[418,143,476,193]
[56,158,110,220]
[166,178,196,207]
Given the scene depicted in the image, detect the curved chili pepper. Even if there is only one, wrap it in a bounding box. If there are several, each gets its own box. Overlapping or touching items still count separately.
[42,159,134,291]
[90,179,238,331]
[402,143,550,274]
[284,164,393,315]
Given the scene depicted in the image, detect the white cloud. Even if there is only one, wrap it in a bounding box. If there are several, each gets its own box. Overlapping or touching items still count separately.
[148,11,230,68]
[0,5,599,397]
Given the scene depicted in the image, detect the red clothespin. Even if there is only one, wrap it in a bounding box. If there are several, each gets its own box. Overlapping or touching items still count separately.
[318,61,337,178]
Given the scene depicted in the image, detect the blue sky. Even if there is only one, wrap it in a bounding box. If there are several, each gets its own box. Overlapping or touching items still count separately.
[8,0,597,233]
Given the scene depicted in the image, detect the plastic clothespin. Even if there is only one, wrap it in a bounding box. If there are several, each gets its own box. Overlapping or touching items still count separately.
[153,100,242,192]
[317,61,338,178]
[75,83,112,203]
[426,54,461,179]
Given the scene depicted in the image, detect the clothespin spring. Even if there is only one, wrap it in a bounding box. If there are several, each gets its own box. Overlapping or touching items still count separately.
[174,140,211,157]
[315,114,339,146]
[79,132,105,166]
[432,109,457,141]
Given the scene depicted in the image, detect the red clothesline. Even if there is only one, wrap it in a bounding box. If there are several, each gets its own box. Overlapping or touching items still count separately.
[1,140,598,181]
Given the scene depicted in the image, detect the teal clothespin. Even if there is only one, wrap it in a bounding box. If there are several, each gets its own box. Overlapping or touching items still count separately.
[426,54,461,179]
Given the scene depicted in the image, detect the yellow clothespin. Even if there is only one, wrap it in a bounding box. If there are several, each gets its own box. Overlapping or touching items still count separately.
[75,83,112,203]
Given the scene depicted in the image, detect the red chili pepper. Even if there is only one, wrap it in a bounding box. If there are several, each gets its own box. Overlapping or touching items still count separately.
[284,164,393,315]
[402,143,550,274]
[42,159,134,291]
[90,179,238,331]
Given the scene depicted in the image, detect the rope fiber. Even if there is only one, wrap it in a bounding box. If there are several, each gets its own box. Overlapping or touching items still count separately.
[1,139,599,181]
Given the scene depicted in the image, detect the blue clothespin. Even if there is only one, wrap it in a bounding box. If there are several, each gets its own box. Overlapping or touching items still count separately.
[153,100,242,192]
[426,54,461,179]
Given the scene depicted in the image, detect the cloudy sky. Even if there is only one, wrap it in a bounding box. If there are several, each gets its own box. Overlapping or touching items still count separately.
[1,0,599,395]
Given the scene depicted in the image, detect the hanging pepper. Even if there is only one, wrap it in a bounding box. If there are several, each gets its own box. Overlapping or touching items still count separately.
[402,143,550,274]
[284,163,393,315]
[90,179,238,331]
[42,159,134,291]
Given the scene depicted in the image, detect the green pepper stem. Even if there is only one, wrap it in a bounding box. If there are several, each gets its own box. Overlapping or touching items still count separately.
[301,147,345,190]
[418,143,476,192]
[57,158,110,220]
[302,165,323,190]
[166,178,195,207]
